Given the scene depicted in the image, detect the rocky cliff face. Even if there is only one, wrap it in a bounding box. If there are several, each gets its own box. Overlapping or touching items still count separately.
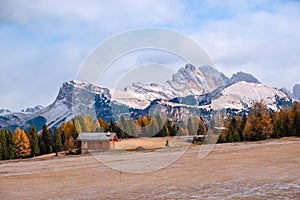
[229,72,260,84]
[125,64,230,107]
[0,65,293,131]
[293,84,300,100]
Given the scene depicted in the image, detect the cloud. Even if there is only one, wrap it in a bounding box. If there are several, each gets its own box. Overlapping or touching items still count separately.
[0,0,299,110]
[0,0,186,34]
[191,1,300,89]
[0,0,189,110]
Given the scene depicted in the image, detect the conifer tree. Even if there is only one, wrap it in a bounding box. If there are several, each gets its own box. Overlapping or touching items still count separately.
[245,101,273,140]
[238,114,247,141]
[226,117,240,142]
[293,112,300,136]
[27,125,40,157]
[6,130,15,159]
[197,117,207,135]
[41,124,52,154]
[12,128,31,158]
[97,117,109,132]
[74,117,82,134]
[217,132,226,143]
[0,130,8,160]
[53,128,62,153]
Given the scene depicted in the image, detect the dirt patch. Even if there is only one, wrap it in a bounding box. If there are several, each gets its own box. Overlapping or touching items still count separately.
[1,137,300,199]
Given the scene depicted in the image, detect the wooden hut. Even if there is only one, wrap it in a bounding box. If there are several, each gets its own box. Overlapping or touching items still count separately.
[77,132,118,153]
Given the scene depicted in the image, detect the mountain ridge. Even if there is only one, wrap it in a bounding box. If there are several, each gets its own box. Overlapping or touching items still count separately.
[0,64,293,131]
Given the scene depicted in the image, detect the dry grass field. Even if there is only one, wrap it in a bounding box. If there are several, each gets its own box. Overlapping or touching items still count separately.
[1,137,300,199]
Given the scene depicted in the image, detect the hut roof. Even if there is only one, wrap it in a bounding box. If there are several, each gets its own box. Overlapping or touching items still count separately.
[77,132,117,141]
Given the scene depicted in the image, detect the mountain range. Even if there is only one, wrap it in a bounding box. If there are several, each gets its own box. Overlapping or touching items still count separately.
[0,64,296,131]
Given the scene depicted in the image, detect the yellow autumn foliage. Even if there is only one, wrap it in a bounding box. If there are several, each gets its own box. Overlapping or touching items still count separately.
[12,128,31,158]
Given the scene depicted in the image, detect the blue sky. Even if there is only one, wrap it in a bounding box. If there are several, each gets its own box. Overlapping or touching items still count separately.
[0,0,299,111]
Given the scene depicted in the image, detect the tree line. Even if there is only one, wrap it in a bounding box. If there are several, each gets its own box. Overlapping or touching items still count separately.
[0,120,79,160]
[0,101,299,160]
[218,101,300,143]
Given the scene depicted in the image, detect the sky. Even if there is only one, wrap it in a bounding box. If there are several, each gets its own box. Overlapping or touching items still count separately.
[0,0,299,111]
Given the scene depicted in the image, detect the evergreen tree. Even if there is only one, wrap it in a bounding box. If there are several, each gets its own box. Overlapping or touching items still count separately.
[0,130,8,160]
[272,111,282,138]
[53,128,62,153]
[12,128,31,158]
[292,111,300,136]
[217,132,226,143]
[27,125,40,157]
[41,124,52,154]
[38,134,46,155]
[226,117,240,142]
[6,130,15,159]
[238,114,247,141]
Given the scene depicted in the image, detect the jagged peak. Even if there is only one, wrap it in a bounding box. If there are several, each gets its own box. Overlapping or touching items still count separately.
[21,105,44,114]
[293,83,300,100]
[184,63,196,70]
[230,71,260,84]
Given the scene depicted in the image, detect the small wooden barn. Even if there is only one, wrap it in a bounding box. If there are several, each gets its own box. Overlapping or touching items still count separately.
[77,132,118,153]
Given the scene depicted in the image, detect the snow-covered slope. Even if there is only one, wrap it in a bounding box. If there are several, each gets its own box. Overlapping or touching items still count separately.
[150,81,292,123]
[0,64,293,131]
[210,81,290,111]
[125,64,230,107]
[0,109,12,116]
[0,80,113,130]
[21,105,44,114]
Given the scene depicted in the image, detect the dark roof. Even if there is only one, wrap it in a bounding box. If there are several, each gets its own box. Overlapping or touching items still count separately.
[77,132,116,141]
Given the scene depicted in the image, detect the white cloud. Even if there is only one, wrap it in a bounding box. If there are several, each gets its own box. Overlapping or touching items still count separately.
[0,0,299,110]
[191,1,300,89]
[0,0,186,34]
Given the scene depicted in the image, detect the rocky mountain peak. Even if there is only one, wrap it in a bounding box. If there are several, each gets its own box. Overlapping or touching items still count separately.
[293,84,300,100]
[230,71,260,84]
[21,105,44,114]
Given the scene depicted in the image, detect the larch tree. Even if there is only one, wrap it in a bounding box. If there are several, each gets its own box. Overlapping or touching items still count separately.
[97,117,109,132]
[12,128,31,158]
[74,117,82,134]
[197,117,207,135]
[246,101,273,140]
